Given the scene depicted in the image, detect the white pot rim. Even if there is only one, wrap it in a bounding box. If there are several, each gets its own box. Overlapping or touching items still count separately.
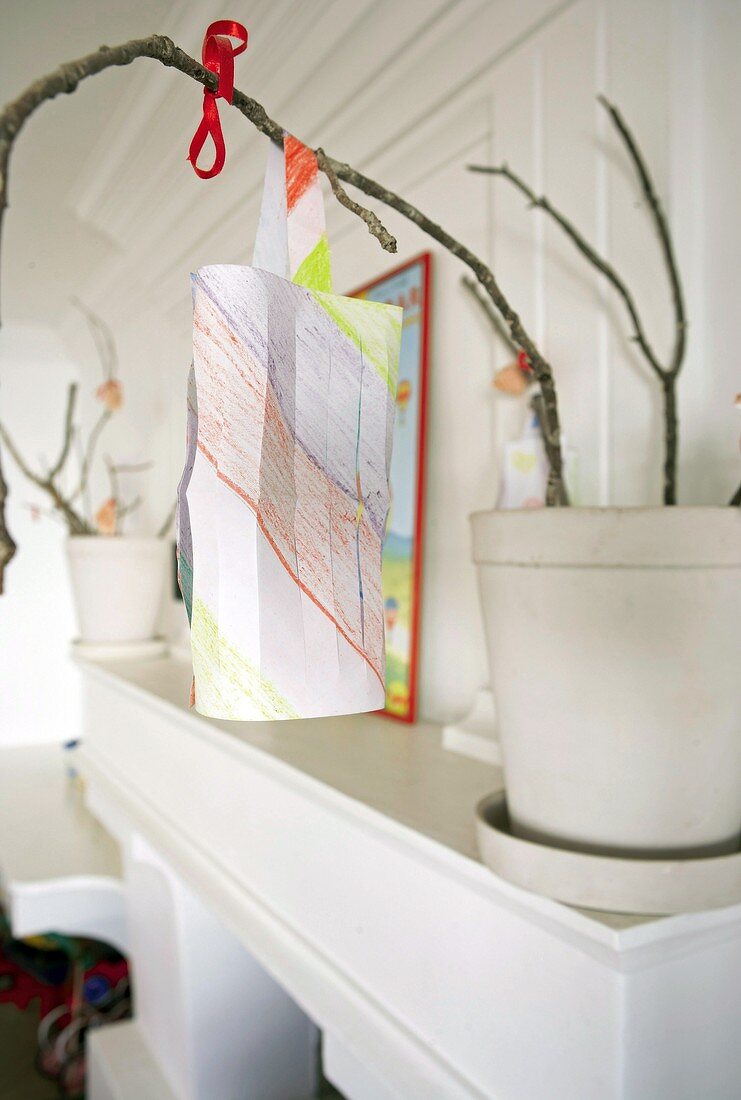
[471,505,741,568]
[66,535,168,555]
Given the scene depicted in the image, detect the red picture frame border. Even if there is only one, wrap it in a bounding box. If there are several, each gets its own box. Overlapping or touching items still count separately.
[350,252,432,724]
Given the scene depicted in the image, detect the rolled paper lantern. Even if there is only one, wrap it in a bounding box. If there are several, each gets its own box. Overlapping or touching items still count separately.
[177,135,403,720]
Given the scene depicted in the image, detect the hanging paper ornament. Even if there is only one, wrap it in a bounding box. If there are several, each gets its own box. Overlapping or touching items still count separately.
[493,348,533,395]
[177,136,402,721]
[494,361,528,395]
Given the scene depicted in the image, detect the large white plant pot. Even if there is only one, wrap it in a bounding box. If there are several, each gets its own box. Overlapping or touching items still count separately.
[471,507,741,857]
[66,536,168,644]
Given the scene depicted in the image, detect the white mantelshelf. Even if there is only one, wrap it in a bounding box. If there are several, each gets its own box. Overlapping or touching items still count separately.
[76,657,741,1100]
[0,743,124,950]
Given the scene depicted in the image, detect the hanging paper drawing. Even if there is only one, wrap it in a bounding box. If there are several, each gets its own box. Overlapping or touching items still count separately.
[177,136,402,720]
[351,253,431,723]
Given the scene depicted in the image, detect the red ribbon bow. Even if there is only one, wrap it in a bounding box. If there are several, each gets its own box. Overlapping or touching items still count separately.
[188,21,248,180]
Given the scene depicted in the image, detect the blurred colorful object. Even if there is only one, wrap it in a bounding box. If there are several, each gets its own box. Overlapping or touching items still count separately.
[178,137,402,720]
[493,349,533,395]
[0,911,130,1099]
[352,254,431,722]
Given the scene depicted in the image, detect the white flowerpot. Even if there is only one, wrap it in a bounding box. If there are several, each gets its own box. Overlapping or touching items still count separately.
[66,536,168,644]
[471,507,741,857]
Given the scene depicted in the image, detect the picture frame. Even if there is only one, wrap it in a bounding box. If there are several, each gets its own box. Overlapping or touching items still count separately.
[350,252,431,723]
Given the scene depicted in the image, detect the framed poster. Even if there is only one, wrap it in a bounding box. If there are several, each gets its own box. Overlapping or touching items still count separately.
[351,252,431,723]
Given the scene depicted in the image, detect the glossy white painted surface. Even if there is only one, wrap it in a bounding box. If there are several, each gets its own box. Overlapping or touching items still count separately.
[119,835,315,1100]
[324,1033,402,1100]
[78,658,741,1100]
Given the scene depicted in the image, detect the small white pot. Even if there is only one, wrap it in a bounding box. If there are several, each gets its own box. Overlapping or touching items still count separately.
[471,507,741,857]
[66,536,168,644]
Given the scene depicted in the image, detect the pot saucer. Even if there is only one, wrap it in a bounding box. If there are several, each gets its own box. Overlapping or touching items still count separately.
[476,792,741,916]
[71,637,168,662]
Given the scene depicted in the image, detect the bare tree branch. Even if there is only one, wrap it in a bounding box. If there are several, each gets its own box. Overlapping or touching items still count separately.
[0,32,571,587]
[71,408,112,517]
[0,422,44,489]
[467,162,666,380]
[117,495,142,521]
[597,96,686,377]
[469,94,689,505]
[320,157,569,505]
[0,420,92,534]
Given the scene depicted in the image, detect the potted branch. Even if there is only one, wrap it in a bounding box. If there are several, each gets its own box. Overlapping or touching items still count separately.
[467,98,740,859]
[0,304,173,645]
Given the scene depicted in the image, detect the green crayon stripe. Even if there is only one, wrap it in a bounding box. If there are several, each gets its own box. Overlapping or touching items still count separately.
[293,235,332,293]
[191,598,299,720]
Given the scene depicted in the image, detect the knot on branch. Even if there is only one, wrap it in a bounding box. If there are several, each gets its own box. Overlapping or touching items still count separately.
[59,64,81,95]
[152,36,178,67]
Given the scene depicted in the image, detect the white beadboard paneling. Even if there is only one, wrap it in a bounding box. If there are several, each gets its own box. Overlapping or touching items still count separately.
[540,0,602,504]
[672,0,740,505]
[605,0,673,505]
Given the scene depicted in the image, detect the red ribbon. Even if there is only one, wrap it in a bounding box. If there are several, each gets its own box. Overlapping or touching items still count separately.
[188,21,248,180]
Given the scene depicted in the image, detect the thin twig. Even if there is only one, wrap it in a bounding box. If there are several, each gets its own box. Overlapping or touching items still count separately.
[597,96,686,376]
[0,422,45,490]
[469,93,688,505]
[316,149,397,253]
[117,495,142,521]
[461,276,519,354]
[104,456,150,533]
[103,453,119,509]
[0,420,92,534]
[48,382,78,479]
[71,409,112,518]
[71,298,118,379]
[467,162,665,380]
[598,95,686,504]
[157,500,177,539]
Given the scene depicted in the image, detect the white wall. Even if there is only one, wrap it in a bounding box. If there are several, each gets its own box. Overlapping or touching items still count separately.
[1,0,738,731]
[0,327,81,745]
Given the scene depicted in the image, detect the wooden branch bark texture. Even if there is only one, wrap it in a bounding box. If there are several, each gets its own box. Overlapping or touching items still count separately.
[0,32,569,590]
